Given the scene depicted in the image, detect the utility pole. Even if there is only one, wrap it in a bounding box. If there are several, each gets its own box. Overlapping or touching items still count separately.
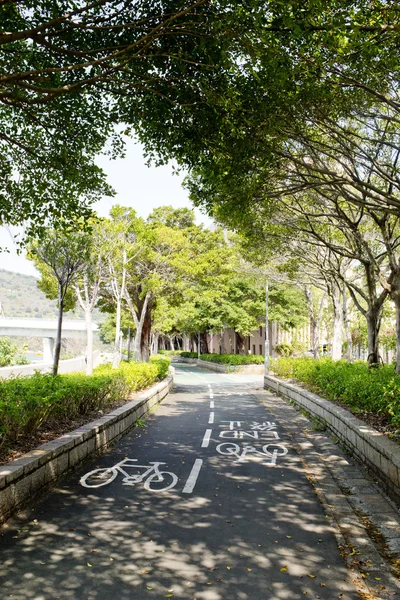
[264,280,270,377]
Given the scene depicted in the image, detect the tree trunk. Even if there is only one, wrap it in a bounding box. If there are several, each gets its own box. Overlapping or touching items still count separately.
[190,335,196,352]
[331,286,343,361]
[85,309,94,375]
[218,331,225,354]
[311,318,320,359]
[303,286,325,359]
[151,332,159,355]
[125,291,151,362]
[389,273,400,374]
[235,332,246,354]
[53,287,64,376]
[140,309,152,362]
[133,320,143,361]
[395,302,400,374]
[182,334,190,351]
[112,298,122,369]
[342,287,353,362]
[366,309,382,367]
[168,335,175,350]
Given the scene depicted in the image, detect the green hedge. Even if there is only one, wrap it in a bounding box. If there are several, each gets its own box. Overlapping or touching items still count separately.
[0,359,169,449]
[180,352,264,365]
[271,357,400,427]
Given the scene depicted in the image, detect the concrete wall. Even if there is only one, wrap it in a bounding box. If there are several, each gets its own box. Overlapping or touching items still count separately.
[264,374,400,504]
[0,370,174,525]
[0,350,103,378]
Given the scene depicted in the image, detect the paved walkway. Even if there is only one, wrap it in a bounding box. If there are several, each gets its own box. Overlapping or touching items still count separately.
[0,364,399,599]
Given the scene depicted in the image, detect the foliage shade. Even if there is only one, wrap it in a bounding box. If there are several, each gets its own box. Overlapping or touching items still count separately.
[271,358,400,427]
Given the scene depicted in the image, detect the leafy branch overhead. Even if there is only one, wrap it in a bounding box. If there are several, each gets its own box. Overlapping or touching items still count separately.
[4,2,400,235]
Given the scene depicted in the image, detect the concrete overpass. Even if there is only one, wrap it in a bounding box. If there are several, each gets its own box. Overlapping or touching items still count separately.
[0,317,99,361]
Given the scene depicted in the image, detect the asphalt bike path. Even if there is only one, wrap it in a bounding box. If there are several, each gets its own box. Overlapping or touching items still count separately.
[0,364,360,600]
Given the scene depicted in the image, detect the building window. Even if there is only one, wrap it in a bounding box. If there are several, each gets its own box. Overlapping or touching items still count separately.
[252,344,256,354]
[259,326,263,336]
[259,344,263,355]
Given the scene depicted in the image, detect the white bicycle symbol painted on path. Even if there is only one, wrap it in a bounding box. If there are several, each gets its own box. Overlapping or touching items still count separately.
[216,442,288,465]
[80,459,178,491]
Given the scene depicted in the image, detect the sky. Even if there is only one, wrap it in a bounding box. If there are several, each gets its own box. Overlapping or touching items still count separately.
[0,140,210,277]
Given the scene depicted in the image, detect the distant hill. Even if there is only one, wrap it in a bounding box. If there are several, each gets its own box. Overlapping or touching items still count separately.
[0,269,109,354]
[0,269,60,319]
[0,269,103,321]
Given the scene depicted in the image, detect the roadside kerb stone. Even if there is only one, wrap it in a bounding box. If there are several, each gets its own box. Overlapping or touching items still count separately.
[265,373,400,506]
[0,369,174,526]
[256,388,400,599]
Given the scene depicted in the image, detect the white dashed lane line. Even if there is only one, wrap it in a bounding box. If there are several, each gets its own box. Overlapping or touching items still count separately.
[201,429,212,448]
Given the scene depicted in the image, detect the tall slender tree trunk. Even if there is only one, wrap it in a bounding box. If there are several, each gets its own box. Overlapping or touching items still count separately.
[342,287,353,362]
[200,332,209,354]
[140,310,152,362]
[304,287,325,359]
[133,320,143,361]
[394,299,400,374]
[389,273,400,374]
[366,309,382,367]
[112,298,122,369]
[151,332,159,355]
[53,287,64,376]
[85,309,94,375]
[125,291,151,362]
[331,285,343,361]
[182,334,189,351]
[235,332,246,354]
[218,330,225,354]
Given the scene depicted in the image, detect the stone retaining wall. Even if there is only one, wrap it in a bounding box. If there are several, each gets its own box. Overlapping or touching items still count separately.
[177,357,263,374]
[0,370,174,525]
[264,374,400,504]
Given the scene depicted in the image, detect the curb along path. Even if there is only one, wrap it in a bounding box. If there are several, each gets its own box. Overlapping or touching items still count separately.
[0,363,397,599]
[0,370,175,525]
[255,386,400,600]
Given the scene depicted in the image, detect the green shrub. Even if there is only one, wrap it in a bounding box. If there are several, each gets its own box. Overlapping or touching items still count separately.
[0,359,170,449]
[200,353,264,365]
[150,356,170,380]
[274,343,294,357]
[179,352,264,365]
[0,337,28,367]
[271,357,400,427]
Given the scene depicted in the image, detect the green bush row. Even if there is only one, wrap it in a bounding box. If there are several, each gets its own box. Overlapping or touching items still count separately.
[271,357,400,426]
[179,351,264,365]
[0,359,170,449]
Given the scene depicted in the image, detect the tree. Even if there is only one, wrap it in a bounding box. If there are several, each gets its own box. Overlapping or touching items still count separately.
[0,1,264,235]
[29,228,90,375]
[74,222,108,375]
[97,206,141,368]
